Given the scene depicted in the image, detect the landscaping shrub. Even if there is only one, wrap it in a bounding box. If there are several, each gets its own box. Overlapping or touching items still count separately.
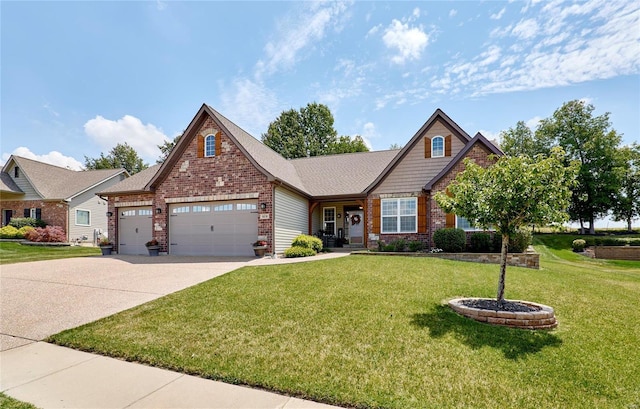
[283,246,317,258]
[386,238,408,252]
[9,217,46,229]
[291,234,323,252]
[408,240,425,252]
[469,232,491,252]
[0,225,20,239]
[594,237,625,246]
[24,226,66,243]
[572,239,587,252]
[433,228,466,252]
[492,229,532,253]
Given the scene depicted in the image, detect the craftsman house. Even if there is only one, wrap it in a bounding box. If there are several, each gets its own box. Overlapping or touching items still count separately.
[100,104,501,256]
[0,156,128,243]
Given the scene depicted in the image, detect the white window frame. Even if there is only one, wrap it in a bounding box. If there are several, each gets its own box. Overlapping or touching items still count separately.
[432,135,445,158]
[29,208,37,219]
[75,209,91,226]
[323,207,336,236]
[205,133,216,157]
[381,198,417,234]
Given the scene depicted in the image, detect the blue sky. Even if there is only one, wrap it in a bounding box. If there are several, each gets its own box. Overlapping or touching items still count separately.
[2,0,638,173]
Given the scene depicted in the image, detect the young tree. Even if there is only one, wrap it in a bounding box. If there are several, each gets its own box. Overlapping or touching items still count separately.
[435,148,576,304]
[536,100,623,234]
[84,142,148,175]
[262,103,368,158]
[611,143,640,232]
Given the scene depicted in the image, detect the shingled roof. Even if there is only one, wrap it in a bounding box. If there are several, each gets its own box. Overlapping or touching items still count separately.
[1,156,126,200]
[0,171,22,194]
[99,164,161,195]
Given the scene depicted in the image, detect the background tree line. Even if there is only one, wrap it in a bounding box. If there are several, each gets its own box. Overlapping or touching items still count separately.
[500,100,639,233]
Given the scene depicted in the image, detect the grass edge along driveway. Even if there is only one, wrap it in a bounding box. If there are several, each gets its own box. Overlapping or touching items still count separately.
[50,239,640,409]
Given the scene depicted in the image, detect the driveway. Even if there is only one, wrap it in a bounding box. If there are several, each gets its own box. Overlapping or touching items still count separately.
[0,255,252,351]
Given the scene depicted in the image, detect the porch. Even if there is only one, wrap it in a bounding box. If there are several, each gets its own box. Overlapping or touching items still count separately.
[309,199,367,249]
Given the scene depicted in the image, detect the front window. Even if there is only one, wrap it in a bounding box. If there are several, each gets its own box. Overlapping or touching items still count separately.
[432,136,444,158]
[381,198,417,233]
[76,209,90,226]
[205,134,216,157]
[323,207,336,235]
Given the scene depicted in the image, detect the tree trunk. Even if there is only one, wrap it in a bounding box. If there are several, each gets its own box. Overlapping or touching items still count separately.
[579,219,585,234]
[589,216,595,235]
[496,233,509,305]
[628,218,633,233]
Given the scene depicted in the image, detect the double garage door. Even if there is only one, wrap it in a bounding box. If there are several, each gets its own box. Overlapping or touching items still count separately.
[168,200,258,256]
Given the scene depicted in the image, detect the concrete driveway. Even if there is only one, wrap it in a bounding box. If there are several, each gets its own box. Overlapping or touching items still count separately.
[0,255,252,351]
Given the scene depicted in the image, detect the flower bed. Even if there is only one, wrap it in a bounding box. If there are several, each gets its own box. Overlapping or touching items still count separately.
[448,297,557,330]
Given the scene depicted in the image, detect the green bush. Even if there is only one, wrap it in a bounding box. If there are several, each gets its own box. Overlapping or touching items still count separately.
[594,237,625,246]
[469,232,491,252]
[0,225,20,239]
[291,234,323,252]
[283,246,317,258]
[572,239,587,252]
[408,240,425,252]
[433,228,466,253]
[492,229,532,253]
[9,217,46,229]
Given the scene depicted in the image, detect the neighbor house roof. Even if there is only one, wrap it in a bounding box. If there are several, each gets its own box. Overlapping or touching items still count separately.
[1,156,127,200]
[0,171,22,194]
[424,132,503,191]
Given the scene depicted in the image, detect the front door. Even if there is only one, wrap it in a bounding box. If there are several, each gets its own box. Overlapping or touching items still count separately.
[3,210,13,226]
[348,210,364,245]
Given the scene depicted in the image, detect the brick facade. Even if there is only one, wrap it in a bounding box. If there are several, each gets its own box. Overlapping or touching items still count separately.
[108,117,275,253]
[1,200,68,237]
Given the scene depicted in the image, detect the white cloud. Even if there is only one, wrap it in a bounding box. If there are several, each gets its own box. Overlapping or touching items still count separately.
[255,1,349,78]
[525,116,542,129]
[360,122,377,149]
[449,9,458,18]
[1,147,83,170]
[511,18,539,39]
[219,78,280,138]
[491,7,506,20]
[382,20,429,64]
[478,129,500,142]
[84,115,168,162]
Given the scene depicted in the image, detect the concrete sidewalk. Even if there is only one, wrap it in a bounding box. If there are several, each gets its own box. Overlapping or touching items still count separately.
[0,342,340,408]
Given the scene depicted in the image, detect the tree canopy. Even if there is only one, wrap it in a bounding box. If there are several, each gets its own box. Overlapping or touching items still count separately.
[262,103,369,159]
[500,121,539,157]
[157,134,182,163]
[435,148,576,303]
[84,142,148,175]
[535,100,623,233]
[611,143,640,231]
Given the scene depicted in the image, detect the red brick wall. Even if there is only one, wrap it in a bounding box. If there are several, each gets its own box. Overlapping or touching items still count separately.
[1,200,69,238]
[430,144,496,247]
[108,116,275,252]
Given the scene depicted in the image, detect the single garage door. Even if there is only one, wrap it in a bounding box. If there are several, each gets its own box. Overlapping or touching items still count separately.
[169,200,258,256]
[118,207,153,255]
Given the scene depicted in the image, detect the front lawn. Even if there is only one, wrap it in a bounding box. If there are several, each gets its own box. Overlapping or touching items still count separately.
[0,242,100,264]
[49,239,640,408]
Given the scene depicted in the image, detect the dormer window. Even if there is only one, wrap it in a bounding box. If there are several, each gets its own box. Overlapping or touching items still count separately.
[432,136,444,158]
[205,134,216,157]
[14,166,19,178]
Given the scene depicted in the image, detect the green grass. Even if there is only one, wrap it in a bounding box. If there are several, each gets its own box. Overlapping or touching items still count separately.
[49,237,640,408]
[0,242,100,264]
[0,393,38,409]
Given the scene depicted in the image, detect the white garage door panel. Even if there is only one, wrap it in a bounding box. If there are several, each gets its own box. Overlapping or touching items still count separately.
[169,201,258,256]
[118,207,152,255]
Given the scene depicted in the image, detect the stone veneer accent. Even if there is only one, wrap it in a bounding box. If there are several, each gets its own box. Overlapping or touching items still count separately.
[352,250,539,269]
[448,298,557,330]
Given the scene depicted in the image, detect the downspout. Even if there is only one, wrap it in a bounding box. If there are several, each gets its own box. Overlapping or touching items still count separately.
[272,183,276,257]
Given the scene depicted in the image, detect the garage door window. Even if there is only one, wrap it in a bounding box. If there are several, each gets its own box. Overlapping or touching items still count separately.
[172,206,190,214]
[214,204,233,211]
[139,209,152,216]
[122,210,135,216]
[193,205,211,212]
[237,203,257,210]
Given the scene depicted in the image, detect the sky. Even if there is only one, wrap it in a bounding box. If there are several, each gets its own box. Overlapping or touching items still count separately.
[1,1,639,224]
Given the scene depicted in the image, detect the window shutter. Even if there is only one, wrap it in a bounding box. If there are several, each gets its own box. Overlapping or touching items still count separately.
[424,137,431,158]
[197,135,204,158]
[418,196,427,233]
[445,135,452,157]
[445,213,456,228]
[24,209,29,217]
[35,208,42,220]
[372,199,380,234]
[215,132,221,156]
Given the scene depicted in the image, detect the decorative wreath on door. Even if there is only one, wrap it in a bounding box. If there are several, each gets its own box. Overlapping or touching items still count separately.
[350,214,361,225]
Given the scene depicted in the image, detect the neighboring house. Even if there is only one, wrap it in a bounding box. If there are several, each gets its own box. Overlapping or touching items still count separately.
[99,104,501,256]
[0,156,128,243]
